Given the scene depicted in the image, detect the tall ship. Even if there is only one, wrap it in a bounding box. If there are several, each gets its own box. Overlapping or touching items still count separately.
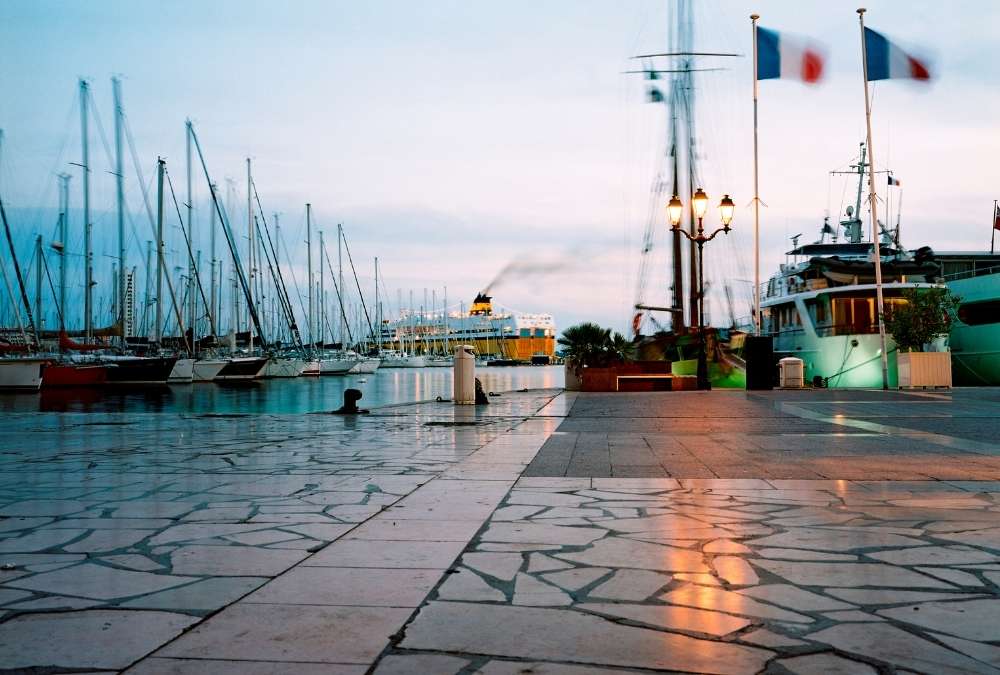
[379,294,556,365]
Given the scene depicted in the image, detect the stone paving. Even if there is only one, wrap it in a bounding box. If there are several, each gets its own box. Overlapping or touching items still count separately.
[0,388,999,673]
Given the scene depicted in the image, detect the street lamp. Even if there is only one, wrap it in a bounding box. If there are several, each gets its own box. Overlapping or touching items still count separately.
[668,190,734,390]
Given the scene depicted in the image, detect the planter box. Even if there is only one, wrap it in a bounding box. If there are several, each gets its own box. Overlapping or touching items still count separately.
[897,351,952,389]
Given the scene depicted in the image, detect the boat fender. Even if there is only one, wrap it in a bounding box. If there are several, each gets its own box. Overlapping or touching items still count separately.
[332,388,369,415]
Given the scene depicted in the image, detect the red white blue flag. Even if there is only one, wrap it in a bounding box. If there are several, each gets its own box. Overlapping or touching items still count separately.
[756,26,825,83]
[864,27,931,81]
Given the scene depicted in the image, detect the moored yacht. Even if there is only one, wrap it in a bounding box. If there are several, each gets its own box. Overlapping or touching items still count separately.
[0,358,48,390]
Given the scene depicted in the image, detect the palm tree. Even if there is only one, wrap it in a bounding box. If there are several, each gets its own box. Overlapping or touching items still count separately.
[558,323,634,374]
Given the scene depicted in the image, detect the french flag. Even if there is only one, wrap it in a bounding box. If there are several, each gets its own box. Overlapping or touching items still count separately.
[756,26,825,83]
[864,27,931,81]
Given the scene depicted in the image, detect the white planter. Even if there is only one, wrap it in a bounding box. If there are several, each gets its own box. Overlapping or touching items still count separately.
[564,363,582,391]
[897,351,952,389]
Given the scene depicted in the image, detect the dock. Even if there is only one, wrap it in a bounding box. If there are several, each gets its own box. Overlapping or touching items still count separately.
[0,388,999,673]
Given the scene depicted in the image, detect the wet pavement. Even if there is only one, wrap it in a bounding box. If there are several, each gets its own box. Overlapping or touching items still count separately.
[0,388,999,673]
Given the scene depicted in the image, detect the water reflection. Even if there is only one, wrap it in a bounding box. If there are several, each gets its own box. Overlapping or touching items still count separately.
[0,365,564,414]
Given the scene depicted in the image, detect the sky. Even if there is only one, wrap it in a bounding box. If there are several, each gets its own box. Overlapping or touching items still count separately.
[1,0,998,338]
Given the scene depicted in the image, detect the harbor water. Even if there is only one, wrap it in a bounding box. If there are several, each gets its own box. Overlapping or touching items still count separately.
[0,365,565,414]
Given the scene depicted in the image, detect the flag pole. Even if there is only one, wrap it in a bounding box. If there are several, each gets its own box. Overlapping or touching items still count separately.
[858,7,890,390]
[751,13,761,336]
[991,199,997,255]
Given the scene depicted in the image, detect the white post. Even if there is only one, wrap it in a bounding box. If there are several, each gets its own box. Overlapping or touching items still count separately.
[858,8,890,390]
[751,14,761,336]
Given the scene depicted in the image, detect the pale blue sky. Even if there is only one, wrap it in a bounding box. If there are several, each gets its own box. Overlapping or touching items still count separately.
[1,1,997,335]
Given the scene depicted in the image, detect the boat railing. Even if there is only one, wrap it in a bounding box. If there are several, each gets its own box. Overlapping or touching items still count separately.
[943,264,1000,282]
[815,323,881,338]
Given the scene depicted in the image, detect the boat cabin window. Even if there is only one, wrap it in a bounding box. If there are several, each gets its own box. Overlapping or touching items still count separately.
[957,299,1000,326]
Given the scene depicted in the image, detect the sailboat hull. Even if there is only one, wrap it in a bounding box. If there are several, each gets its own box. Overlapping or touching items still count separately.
[103,357,177,386]
[215,357,268,381]
[42,363,108,387]
[319,359,357,375]
[0,359,47,390]
[264,357,306,378]
[348,358,380,374]
[168,358,195,383]
[192,359,228,382]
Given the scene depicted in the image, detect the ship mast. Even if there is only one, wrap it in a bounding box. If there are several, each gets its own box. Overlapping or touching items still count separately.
[113,78,126,348]
[80,80,92,340]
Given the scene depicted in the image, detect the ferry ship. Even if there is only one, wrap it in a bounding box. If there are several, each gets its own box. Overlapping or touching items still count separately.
[936,252,1000,385]
[379,294,556,364]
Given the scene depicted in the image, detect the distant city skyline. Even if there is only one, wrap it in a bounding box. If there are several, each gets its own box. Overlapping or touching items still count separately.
[1,0,997,335]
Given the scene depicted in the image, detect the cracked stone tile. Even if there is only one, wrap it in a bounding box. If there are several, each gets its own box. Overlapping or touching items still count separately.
[0,609,197,670]
[704,539,752,554]
[492,505,546,521]
[755,548,859,562]
[64,529,155,553]
[306,538,467,569]
[462,552,524,581]
[0,588,32,604]
[663,585,814,623]
[586,569,673,601]
[673,572,722,586]
[824,588,984,605]
[437,568,506,602]
[476,660,640,675]
[747,527,928,551]
[579,602,751,637]
[915,566,985,587]
[556,537,708,573]
[7,563,196,600]
[277,523,354,541]
[222,530,302,546]
[866,545,998,566]
[541,567,611,592]
[0,517,55,533]
[6,595,104,610]
[0,500,90,517]
[513,572,573,606]
[930,632,1000,668]
[712,556,759,585]
[0,528,89,552]
[752,559,954,589]
[373,654,470,675]
[740,628,807,648]
[807,622,991,675]
[481,522,606,547]
[168,545,308,576]
[526,552,573,573]
[777,652,879,675]
[102,554,165,572]
[822,610,884,622]
[160,603,413,664]
[129,658,363,674]
[147,524,272,546]
[507,492,597,508]
[877,598,1000,642]
[248,566,439,607]
[738,584,854,611]
[400,601,773,674]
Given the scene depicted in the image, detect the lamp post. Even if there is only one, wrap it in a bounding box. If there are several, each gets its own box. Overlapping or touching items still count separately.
[669,190,735,390]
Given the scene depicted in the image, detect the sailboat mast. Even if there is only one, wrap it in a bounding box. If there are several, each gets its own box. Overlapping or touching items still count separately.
[80,79,92,340]
[319,229,325,346]
[338,223,344,345]
[113,77,126,347]
[306,203,313,349]
[443,285,449,355]
[374,256,379,352]
[246,158,254,352]
[154,158,165,343]
[58,173,70,330]
[186,121,195,350]
[210,182,218,332]
[34,235,43,334]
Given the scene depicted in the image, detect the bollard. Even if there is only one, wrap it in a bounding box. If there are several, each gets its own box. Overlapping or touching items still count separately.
[333,388,368,414]
[475,378,490,405]
[453,345,476,405]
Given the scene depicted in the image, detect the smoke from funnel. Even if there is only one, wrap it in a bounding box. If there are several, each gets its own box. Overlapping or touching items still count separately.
[482,255,578,295]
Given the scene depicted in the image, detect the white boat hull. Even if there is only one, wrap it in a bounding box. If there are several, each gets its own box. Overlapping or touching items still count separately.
[382,355,426,368]
[319,358,357,375]
[265,357,306,378]
[348,358,381,374]
[0,359,47,390]
[215,357,268,381]
[426,357,453,368]
[168,358,195,383]
[302,360,321,376]
[192,359,228,382]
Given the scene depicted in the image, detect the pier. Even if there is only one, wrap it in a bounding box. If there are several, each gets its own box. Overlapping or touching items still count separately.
[0,388,998,673]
